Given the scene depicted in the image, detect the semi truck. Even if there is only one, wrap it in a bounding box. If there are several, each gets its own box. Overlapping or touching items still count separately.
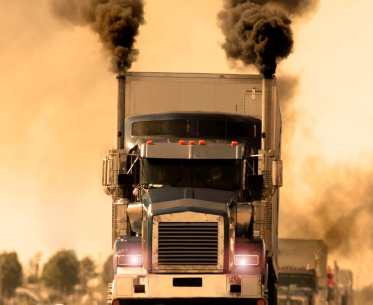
[277,239,328,305]
[102,72,283,305]
[327,261,344,305]
[337,269,353,305]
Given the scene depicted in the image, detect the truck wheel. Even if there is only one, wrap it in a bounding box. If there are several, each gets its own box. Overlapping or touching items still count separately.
[269,282,277,305]
[264,263,269,305]
[267,263,277,305]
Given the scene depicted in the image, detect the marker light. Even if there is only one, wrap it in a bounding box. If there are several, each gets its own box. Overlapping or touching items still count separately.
[147,140,153,145]
[280,266,306,271]
[234,254,259,266]
[199,140,206,145]
[231,141,238,146]
[189,140,196,145]
[179,140,186,145]
[118,254,143,267]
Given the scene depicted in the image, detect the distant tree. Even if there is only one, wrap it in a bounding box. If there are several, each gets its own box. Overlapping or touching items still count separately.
[0,251,23,298]
[79,256,97,293]
[102,254,113,286]
[27,252,42,284]
[42,249,79,295]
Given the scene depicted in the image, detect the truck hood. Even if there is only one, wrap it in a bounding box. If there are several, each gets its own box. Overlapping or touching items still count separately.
[142,187,235,215]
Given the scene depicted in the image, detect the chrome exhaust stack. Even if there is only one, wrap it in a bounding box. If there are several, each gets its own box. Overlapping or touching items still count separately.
[116,74,126,150]
[102,74,132,246]
[253,77,282,251]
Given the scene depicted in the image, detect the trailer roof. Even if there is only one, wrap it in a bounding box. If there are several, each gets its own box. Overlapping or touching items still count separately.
[125,71,264,80]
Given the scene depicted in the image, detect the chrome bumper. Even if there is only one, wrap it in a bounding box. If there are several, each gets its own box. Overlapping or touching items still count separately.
[112,273,263,299]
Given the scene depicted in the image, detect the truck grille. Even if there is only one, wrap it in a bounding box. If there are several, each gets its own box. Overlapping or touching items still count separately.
[158,222,219,265]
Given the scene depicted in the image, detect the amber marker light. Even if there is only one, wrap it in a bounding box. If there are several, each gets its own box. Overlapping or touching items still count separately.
[179,140,186,145]
[199,140,206,145]
[257,300,265,305]
[147,140,153,145]
[189,140,196,145]
[113,300,120,305]
[231,141,238,146]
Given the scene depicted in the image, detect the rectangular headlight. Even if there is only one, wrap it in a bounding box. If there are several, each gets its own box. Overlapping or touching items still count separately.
[118,254,143,267]
[234,254,259,266]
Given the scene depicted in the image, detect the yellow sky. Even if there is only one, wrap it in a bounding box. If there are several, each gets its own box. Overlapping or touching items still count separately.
[1,0,373,286]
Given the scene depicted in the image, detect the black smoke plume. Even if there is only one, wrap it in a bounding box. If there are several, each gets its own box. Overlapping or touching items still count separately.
[218,0,318,77]
[227,0,320,17]
[49,0,145,73]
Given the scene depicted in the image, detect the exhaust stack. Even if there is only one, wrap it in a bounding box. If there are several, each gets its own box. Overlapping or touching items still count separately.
[262,77,276,153]
[116,74,126,150]
[113,74,131,244]
[259,76,280,252]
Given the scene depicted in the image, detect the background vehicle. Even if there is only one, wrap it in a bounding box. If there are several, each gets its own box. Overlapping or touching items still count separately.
[327,261,344,305]
[338,269,353,305]
[277,239,328,305]
[102,72,283,305]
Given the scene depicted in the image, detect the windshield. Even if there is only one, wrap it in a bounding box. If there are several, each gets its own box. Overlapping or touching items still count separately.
[279,274,315,290]
[141,158,241,190]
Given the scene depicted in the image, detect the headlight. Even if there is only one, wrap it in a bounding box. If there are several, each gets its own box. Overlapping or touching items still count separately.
[118,254,143,267]
[234,254,259,266]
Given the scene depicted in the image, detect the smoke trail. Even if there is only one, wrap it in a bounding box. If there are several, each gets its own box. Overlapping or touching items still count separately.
[49,0,145,73]
[282,158,373,257]
[218,0,319,77]
[277,74,300,145]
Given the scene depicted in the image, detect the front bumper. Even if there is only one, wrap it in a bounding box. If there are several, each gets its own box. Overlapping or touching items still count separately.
[112,273,263,300]
[277,293,309,305]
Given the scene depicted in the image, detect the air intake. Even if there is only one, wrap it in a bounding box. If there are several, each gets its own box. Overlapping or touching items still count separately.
[158,222,219,265]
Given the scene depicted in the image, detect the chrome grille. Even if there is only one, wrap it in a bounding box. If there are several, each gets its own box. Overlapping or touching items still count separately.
[158,222,218,265]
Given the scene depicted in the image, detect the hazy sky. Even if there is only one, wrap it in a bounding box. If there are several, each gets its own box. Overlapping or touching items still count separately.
[1,0,373,286]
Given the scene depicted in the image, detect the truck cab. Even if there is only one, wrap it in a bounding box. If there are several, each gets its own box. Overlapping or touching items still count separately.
[278,268,318,305]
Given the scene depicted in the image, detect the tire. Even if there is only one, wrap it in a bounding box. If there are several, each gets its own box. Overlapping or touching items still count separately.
[267,263,277,305]
[268,281,277,305]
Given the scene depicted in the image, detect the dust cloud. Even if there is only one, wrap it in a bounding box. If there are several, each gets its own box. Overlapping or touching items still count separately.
[0,0,116,265]
[276,70,372,282]
[281,157,373,256]
[276,73,300,148]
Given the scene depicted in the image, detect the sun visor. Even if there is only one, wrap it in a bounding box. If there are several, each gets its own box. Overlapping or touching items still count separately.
[140,142,244,159]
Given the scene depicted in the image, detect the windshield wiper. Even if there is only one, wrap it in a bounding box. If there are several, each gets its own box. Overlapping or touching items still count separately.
[127,156,139,174]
